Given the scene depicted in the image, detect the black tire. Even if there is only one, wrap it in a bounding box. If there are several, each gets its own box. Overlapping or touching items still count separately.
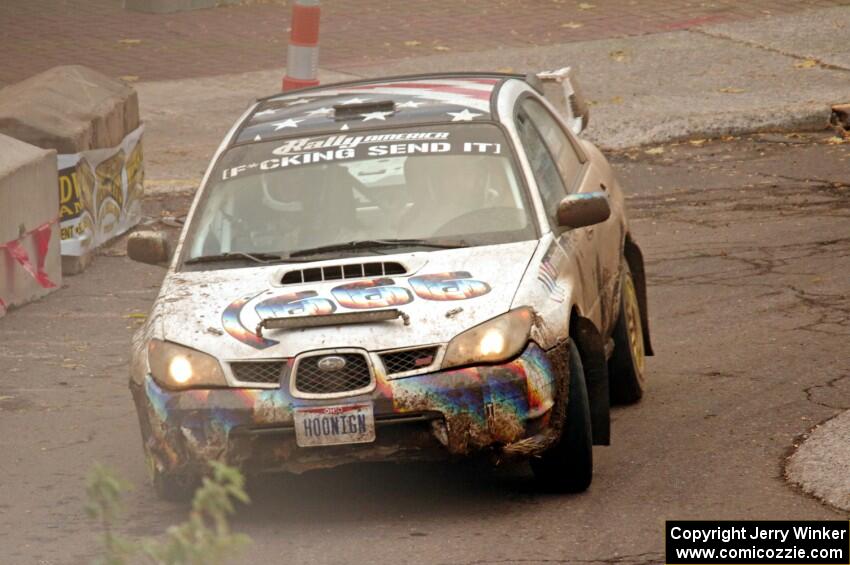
[152,465,198,503]
[609,263,647,405]
[531,340,593,493]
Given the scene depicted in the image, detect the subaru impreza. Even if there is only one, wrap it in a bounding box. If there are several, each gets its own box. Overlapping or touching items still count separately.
[128,71,653,500]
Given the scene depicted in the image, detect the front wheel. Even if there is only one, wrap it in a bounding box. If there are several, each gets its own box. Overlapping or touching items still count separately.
[150,460,198,503]
[531,340,593,493]
[609,262,647,405]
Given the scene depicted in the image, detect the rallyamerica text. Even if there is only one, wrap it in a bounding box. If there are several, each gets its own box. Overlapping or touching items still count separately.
[670,525,847,544]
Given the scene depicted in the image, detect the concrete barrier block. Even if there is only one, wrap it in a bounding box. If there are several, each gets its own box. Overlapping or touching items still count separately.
[0,135,62,317]
[0,65,145,276]
[60,253,95,276]
[127,231,172,266]
[0,65,139,153]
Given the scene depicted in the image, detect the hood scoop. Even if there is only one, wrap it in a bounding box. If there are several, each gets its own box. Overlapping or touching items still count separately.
[280,261,407,285]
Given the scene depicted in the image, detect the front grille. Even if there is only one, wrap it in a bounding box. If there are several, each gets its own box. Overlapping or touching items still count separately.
[231,361,285,384]
[280,261,407,285]
[294,353,372,395]
[381,346,438,375]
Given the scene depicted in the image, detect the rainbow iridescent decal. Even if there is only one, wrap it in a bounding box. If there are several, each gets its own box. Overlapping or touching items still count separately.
[255,290,336,319]
[331,278,413,309]
[409,271,491,301]
[221,272,492,348]
[134,343,559,472]
[517,344,555,418]
[222,292,279,350]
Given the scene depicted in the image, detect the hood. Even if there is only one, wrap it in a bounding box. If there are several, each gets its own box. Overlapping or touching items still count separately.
[156,240,538,360]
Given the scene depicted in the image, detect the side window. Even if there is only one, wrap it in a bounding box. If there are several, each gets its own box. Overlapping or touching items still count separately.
[520,97,582,191]
[516,108,567,228]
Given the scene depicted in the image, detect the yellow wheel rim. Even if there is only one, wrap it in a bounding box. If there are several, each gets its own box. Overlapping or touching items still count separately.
[623,272,646,381]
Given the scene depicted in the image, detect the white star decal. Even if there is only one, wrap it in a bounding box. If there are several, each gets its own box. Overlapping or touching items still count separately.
[286,98,313,106]
[397,100,424,109]
[340,97,367,105]
[254,108,278,117]
[305,107,334,117]
[447,109,482,122]
[271,118,304,130]
[361,111,394,121]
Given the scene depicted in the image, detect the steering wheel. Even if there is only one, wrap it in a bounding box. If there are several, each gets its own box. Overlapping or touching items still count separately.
[432,207,527,237]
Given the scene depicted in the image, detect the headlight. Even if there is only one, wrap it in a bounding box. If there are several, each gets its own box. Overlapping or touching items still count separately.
[442,308,533,369]
[147,339,227,390]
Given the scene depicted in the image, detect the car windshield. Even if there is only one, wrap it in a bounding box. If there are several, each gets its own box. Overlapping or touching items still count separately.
[182,124,536,264]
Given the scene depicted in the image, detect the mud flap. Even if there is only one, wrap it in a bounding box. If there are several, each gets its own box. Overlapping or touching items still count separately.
[571,318,611,445]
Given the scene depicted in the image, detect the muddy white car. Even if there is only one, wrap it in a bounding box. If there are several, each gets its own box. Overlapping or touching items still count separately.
[128,71,653,499]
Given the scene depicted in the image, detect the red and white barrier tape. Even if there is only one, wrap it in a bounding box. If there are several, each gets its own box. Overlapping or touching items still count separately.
[0,219,58,314]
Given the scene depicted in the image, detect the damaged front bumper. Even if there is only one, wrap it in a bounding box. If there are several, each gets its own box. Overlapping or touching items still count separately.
[130,341,567,476]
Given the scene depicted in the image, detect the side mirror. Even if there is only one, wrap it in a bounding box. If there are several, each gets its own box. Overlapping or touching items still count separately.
[557,192,611,229]
[127,231,172,266]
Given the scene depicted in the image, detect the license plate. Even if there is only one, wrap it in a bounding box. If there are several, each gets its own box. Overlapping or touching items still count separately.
[293,403,375,447]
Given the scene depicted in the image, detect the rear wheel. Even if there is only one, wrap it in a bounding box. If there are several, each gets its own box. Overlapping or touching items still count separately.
[609,263,647,405]
[531,340,593,493]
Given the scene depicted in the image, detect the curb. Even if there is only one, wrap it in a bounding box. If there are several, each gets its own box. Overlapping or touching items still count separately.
[585,103,836,151]
[786,410,850,514]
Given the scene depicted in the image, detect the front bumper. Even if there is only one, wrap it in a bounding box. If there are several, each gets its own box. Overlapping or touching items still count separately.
[131,342,564,475]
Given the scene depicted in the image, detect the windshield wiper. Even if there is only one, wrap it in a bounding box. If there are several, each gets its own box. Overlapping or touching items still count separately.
[185,251,286,265]
[185,251,335,265]
[288,239,468,258]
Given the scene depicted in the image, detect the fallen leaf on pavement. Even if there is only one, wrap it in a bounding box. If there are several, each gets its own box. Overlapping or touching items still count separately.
[689,139,707,146]
[561,21,583,28]
[433,45,450,51]
[794,58,818,69]
[578,2,595,9]
[644,147,665,155]
[125,313,147,319]
[403,40,421,47]
[610,96,623,104]
[719,87,745,94]
[120,75,139,82]
[609,49,629,62]
[826,136,848,145]
[118,38,142,45]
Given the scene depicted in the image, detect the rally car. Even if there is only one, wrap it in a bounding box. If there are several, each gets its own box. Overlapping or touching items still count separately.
[127,71,653,500]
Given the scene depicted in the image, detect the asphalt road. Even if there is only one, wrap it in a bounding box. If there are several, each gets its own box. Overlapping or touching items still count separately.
[0,133,847,565]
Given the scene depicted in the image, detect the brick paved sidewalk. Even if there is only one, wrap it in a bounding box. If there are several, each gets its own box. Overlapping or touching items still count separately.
[1,0,848,87]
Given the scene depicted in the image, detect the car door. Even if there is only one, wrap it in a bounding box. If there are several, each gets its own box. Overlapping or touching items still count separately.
[515,95,613,329]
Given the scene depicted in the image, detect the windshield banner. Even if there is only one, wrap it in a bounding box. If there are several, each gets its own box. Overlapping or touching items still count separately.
[57,124,144,256]
[221,127,505,181]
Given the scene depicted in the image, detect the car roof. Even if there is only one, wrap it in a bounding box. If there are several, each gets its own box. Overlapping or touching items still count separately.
[232,73,524,146]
